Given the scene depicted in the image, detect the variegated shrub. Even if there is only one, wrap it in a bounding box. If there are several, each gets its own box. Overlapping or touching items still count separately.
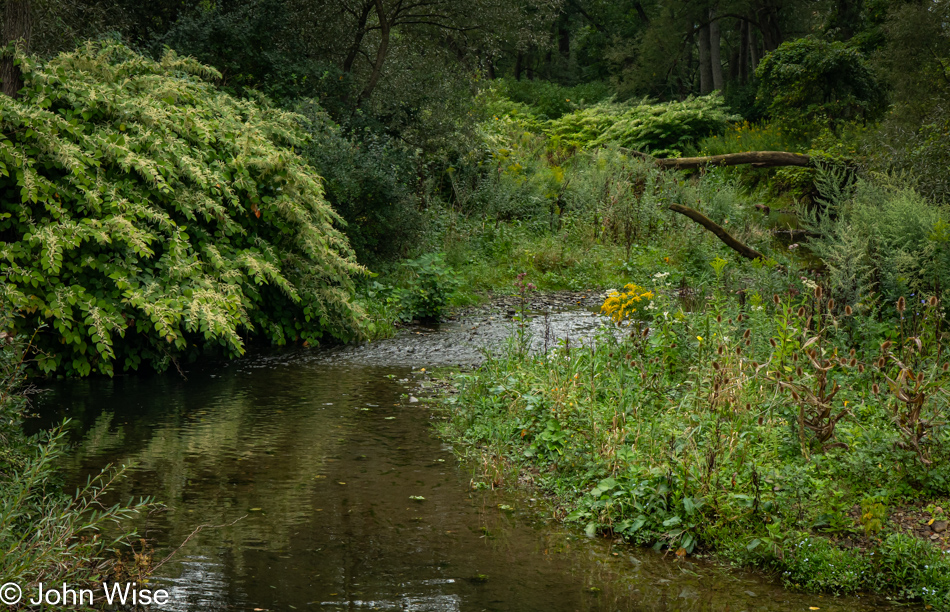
[0,42,365,376]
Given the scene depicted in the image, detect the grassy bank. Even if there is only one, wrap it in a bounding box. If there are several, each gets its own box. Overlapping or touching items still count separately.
[437,264,950,608]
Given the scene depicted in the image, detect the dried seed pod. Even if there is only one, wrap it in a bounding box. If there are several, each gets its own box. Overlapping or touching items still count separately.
[745,339,752,346]
[714,382,720,392]
[723,377,730,385]
[858,363,865,373]
[918,372,925,384]
[728,318,734,324]
[849,348,856,357]
[736,347,742,355]
[717,345,724,355]
[773,294,781,305]
[791,390,800,401]
[850,358,857,367]
[845,305,853,316]
[792,353,799,362]
[828,298,835,311]
[929,296,939,307]
[746,403,751,411]
[943,363,949,372]
[737,314,745,322]
[757,415,764,425]
[769,338,777,347]
[872,383,880,394]
[877,357,886,368]
[897,296,906,313]
[796,366,803,376]
[882,341,892,351]
[752,361,760,368]
[814,285,823,299]
[797,306,806,317]
[713,361,721,371]
[743,329,751,339]
[717,314,723,323]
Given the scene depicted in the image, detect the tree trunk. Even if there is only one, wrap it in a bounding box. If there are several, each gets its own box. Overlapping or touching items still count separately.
[749,22,761,74]
[653,151,811,170]
[698,23,712,94]
[709,8,723,91]
[2,0,32,98]
[342,1,373,74]
[738,18,749,81]
[357,0,390,105]
[558,21,570,58]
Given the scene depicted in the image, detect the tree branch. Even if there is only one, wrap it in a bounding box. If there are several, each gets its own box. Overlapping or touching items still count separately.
[668,203,766,261]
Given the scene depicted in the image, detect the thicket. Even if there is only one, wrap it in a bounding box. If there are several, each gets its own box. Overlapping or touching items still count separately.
[0,42,365,377]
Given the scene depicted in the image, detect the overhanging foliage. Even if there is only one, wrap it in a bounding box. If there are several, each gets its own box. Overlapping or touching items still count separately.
[0,42,365,376]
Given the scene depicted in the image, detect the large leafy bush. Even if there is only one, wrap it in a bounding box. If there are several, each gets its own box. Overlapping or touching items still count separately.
[0,43,365,376]
[756,36,885,133]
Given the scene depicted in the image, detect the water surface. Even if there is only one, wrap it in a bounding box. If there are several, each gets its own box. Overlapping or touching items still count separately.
[34,312,906,611]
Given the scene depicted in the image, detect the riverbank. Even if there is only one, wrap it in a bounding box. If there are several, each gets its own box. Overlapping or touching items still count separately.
[434,286,950,610]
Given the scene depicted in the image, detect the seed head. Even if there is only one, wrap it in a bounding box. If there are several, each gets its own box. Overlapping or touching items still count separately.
[882,341,893,351]
[773,294,781,305]
[796,366,803,377]
[929,296,939,308]
[713,361,721,370]
[858,364,865,373]
[736,347,742,355]
[717,345,724,355]
[872,383,880,394]
[917,372,925,384]
[743,329,751,339]
[797,306,806,317]
[897,296,906,313]
[716,314,722,323]
[757,415,764,425]
[814,285,823,300]
[828,299,835,311]
[944,362,950,372]
[849,348,856,357]
[845,305,853,316]
[769,338,777,347]
[850,358,857,367]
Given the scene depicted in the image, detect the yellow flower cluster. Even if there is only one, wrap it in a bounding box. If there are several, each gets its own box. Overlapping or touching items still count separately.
[601,284,654,323]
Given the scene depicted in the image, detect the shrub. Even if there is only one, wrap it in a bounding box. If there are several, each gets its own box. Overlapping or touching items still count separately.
[0,42,365,376]
[296,101,424,264]
[756,36,885,134]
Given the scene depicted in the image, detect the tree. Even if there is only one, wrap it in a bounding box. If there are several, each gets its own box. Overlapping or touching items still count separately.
[1,0,32,97]
[755,35,884,132]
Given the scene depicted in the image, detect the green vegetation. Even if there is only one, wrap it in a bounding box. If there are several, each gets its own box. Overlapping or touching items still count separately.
[0,43,364,376]
[0,327,151,596]
[3,0,950,607]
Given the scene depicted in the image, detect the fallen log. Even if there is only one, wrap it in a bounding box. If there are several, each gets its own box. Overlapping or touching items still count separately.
[654,151,811,170]
[667,203,765,261]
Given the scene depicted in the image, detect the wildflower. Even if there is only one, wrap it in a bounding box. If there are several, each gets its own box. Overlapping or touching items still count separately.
[697,336,704,342]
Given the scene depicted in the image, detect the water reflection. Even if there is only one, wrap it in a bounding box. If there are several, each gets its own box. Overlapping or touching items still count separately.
[32,318,910,611]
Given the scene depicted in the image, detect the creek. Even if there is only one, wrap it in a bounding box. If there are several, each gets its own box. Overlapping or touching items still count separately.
[33,304,900,611]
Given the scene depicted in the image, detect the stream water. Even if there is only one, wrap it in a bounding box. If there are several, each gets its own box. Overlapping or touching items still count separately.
[33,308,905,611]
